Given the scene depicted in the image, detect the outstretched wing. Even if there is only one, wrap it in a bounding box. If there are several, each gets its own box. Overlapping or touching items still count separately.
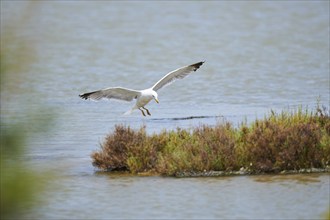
[151,61,204,91]
[79,87,141,101]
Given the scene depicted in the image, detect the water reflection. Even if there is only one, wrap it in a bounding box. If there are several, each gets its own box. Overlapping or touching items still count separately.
[253,174,323,184]
[63,173,328,219]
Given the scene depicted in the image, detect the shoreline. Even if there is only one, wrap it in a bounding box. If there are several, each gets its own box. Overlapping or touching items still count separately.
[99,167,330,178]
[173,167,330,178]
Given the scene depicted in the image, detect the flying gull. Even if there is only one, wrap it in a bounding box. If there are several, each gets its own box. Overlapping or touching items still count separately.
[79,61,205,116]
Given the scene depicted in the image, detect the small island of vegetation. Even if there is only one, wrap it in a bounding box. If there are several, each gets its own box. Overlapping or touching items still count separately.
[91,105,330,177]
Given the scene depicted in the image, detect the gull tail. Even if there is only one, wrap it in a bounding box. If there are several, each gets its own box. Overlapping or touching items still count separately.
[124,108,134,116]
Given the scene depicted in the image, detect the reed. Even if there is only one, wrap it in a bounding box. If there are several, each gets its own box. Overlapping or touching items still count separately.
[91,105,330,176]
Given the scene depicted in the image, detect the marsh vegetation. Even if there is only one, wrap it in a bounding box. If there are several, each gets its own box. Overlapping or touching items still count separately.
[92,105,330,177]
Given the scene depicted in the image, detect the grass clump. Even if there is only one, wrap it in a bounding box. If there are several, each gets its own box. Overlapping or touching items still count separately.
[92,126,166,173]
[91,106,330,176]
[239,107,329,172]
[156,124,238,175]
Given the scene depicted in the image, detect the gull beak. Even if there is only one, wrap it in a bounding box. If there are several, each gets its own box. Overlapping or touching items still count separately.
[155,98,159,103]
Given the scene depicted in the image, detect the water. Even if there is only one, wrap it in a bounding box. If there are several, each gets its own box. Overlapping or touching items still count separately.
[34,174,329,220]
[1,1,329,219]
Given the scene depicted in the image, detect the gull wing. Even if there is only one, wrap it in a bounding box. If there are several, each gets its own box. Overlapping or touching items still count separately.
[151,61,204,91]
[79,87,141,101]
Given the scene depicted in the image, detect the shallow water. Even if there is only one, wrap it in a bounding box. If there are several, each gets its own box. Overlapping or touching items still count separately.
[31,173,329,220]
[1,1,329,219]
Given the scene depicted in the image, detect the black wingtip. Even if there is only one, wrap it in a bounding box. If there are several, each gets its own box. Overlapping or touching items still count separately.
[79,93,90,100]
[190,61,205,71]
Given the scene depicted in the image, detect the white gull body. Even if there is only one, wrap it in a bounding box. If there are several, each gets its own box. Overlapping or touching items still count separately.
[79,61,204,116]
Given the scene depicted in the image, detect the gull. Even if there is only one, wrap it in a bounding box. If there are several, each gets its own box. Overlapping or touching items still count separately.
[79,61,204,116]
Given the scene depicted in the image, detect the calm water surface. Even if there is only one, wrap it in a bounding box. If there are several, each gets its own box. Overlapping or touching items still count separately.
[1,1,329,219]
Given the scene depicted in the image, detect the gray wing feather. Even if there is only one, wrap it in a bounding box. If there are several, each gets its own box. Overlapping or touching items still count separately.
[152,61,204,91]
[79,87,141,101]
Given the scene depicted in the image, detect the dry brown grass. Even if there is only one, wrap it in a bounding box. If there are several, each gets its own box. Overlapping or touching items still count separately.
[91,105,330,176]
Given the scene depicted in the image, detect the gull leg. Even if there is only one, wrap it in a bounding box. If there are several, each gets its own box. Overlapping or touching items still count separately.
[139,108,146,117]
[142,107,151,116]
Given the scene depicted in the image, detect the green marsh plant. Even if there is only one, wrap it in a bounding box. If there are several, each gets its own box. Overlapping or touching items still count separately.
[92,105,330,176]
